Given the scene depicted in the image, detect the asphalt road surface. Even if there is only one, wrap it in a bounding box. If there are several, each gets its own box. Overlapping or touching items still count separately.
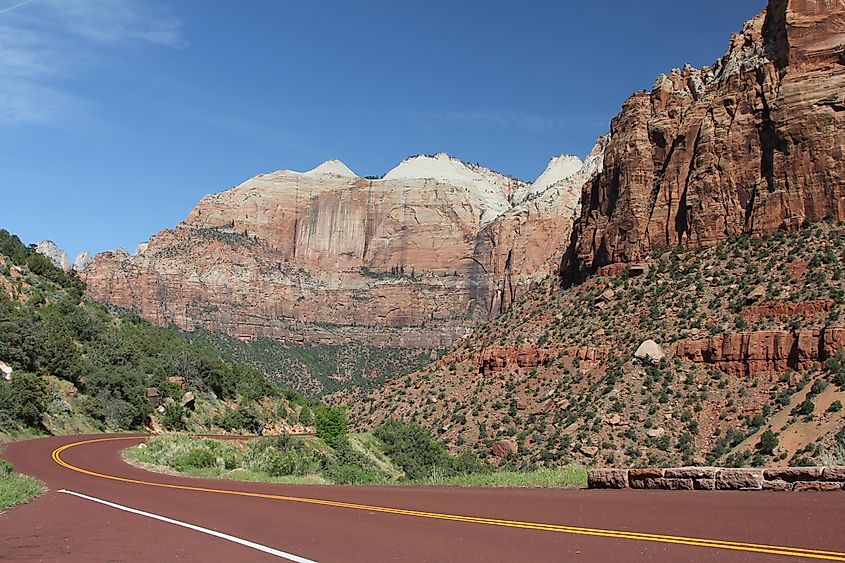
[1,434,843,562]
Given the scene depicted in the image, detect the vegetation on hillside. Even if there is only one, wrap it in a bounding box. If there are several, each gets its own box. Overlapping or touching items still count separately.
[0,229,315,437]
[186,329,435,397]
[350,223,845,469]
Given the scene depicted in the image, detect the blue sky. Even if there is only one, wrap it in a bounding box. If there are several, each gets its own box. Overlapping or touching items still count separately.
[0,0,766,258]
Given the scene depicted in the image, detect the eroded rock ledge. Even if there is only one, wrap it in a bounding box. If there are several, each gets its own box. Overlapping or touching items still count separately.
[588,466,845,491]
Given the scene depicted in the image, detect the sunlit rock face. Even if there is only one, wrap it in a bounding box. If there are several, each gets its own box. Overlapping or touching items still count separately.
[563,0,845,283]
[83,153,598,347]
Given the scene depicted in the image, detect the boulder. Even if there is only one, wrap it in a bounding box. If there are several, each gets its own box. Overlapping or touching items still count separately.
[0,361,11,381]
[579,445,599,457]
[645,427,666,439]
[605,413,621,426]
[634,340,665,364]
[491,439,518,458]
[181,391,196,410]
[598,289,615,303]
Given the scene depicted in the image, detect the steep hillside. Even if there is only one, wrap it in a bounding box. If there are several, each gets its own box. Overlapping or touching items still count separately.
[185,329,435,397]
[0,229,320,438]
[345,0,845,469]
[80,153,592,349]
[347,223,845,468]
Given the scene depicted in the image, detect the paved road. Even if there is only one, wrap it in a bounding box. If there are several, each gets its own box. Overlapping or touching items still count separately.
[1,434,843,562]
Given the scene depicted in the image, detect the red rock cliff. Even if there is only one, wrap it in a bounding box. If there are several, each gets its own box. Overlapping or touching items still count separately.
[563,0,845,283]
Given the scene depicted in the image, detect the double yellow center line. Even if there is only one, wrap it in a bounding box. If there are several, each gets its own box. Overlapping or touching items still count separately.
[52,436,845,561]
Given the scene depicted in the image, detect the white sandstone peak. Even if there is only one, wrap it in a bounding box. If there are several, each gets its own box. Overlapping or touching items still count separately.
[304,159,358,177]
[74,251,94,271]
[35,240,72,271]
[383,153,473,182]
[383,153,520,225]
[532,155,583,193]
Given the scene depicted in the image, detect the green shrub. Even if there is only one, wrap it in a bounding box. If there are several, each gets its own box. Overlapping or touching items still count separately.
[827,349,845,386]
[162,403,187,431]
[796,398,815,416]
[174,448,217,471]
[757,430,778,455]
[0,372,48,427]
[0,459,13,477]
[315,406,347,448]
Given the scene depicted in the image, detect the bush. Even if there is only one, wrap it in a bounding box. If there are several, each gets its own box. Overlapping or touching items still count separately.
[217,405,262,434]
[0,372,48,427]
[161,403,187,431]
[243,438,322,476]
[827,349,845,386]
[174,448,217,471]
[325,463,383,485]
[757,430,778,455]
[372,420,484,481]
[796,398,815,416]
[0,459,13,477]
[315,406,347,448]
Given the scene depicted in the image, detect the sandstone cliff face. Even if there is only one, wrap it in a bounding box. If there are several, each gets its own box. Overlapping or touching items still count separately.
[83,154,590,347]
[563,0,845,282]
[473,137,608,316]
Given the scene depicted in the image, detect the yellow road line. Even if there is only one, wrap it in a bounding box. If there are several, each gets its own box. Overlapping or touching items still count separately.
[52,436,845,561]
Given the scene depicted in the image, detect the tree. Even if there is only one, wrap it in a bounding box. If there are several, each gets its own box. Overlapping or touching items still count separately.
[757,430,778,455]
[0,372,48,427]
[314,406,347,448]
[298,406,314,426]
[826,349,845,386]
[797,398,815,416]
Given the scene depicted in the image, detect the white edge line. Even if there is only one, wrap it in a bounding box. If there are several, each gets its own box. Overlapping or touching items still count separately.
[58,489,317,563]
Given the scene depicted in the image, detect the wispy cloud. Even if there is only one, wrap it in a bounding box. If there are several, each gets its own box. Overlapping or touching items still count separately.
[0,0,186,125]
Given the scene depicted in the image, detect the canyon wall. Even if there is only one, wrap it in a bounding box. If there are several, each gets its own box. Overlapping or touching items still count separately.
[563,0,845,283]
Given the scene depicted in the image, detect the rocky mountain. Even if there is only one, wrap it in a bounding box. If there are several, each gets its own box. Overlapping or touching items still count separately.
[473,137,609,316]
[35,241,72,271]
[345,0,845,469]
[34,241,93,272]
[82,152,596,348]
[563,0,845,284]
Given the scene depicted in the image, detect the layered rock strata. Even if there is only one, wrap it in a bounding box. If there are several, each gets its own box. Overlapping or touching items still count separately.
[83,152,599,347]
[563,0,845,283]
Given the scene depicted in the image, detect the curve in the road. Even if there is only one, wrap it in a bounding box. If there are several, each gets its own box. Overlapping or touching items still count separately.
[52,435,845,562]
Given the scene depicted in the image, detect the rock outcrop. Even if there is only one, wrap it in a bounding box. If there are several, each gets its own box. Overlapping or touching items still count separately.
[563,0,845,283]
[35,241,72,271]
[82,155,590,347]
[34,241,94,272]
[670,327,845,377]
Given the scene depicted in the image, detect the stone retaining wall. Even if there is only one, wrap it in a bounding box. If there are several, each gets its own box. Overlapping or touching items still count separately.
[588,467,845,491]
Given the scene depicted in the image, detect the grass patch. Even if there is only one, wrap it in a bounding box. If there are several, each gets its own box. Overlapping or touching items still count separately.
[0,457,46,512]
[418,466,587,488]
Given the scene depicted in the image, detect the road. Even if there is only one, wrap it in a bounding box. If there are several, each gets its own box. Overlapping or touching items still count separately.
[1,434,843,562]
